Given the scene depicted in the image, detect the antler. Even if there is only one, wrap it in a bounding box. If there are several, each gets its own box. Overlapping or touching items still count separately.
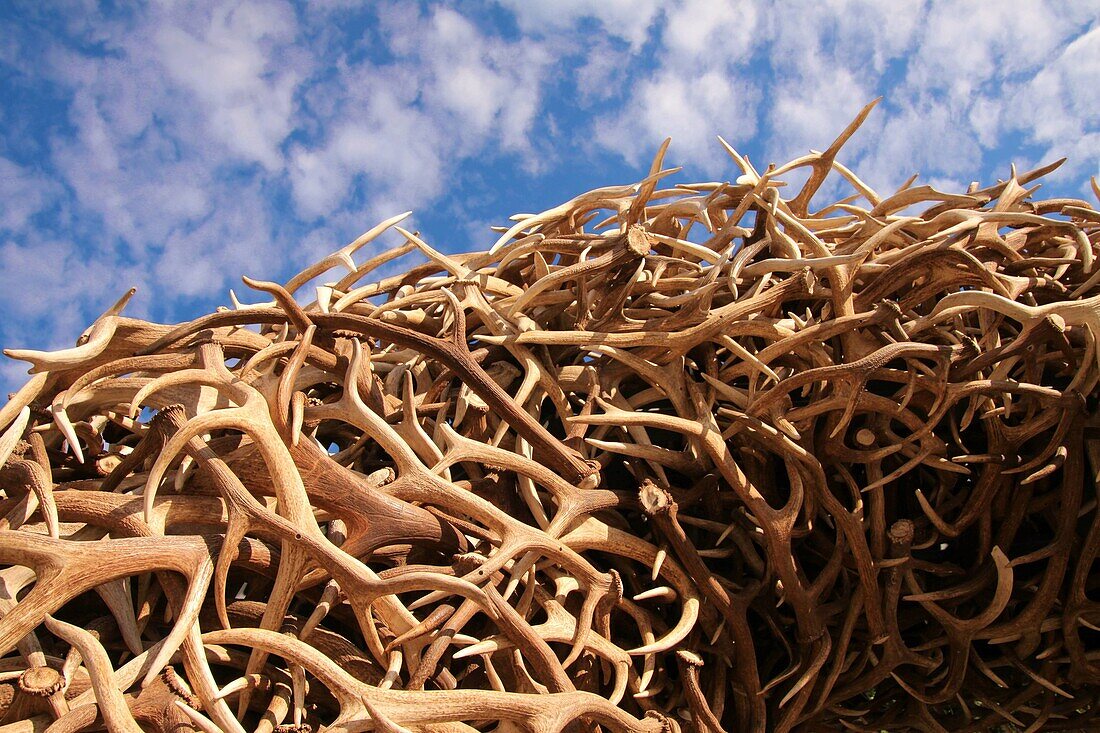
[2,104,1099,731]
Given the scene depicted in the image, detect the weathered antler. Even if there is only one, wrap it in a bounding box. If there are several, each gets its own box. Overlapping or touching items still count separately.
[2,104,1099,732]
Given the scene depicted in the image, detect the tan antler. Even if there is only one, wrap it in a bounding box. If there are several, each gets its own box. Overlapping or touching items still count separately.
[2,103,1099,731]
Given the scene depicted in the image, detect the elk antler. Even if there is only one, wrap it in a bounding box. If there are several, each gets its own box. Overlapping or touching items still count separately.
[2,104,1099,732]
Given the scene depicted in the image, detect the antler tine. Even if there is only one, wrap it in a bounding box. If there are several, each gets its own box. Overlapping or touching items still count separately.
[4,103,1100,732]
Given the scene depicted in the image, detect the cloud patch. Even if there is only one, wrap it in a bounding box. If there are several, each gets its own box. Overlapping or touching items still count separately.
[0,1,1096,395]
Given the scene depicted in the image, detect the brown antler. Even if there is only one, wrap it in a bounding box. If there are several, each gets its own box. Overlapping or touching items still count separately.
[2,103,1099,732]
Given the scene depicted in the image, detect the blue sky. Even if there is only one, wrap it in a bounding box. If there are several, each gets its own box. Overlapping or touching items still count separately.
[1,0,1098,394]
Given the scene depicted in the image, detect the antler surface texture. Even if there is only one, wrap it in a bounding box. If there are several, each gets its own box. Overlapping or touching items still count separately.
[2,104,1100,732]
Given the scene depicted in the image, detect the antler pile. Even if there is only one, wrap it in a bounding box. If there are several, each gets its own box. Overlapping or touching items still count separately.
[2,102,1100,732]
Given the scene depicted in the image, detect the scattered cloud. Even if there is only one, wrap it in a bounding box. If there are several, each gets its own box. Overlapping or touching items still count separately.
[908,0,1083,102]
[288,4,554,218]
[856,102,986,195]
[1004,24,1100,184]
[496,0,663,50]
[0,235,116,353]
[573,38,630,106]
[765,65,872,164]
[0,0,1097,394]
[661,0,758,68]
[595,69,759,171]
[0,157,62,231]
[151,0,303,170]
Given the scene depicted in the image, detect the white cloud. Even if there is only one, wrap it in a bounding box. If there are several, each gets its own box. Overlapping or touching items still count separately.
[32,0,305,273]
[855,103,984,194]
[0,0,317,374]
[0,235,120,355]
[908,1,1089,104]
[0,229,156,387]
[49,85,212,249]
[0,158,62,231]
[765,64,873,163]
[590,0,763,172]
[586,0,1095,200]
[585,0,765,172]
[1004,25,1100,182]
[967,95,1004,149]
[0,359,34,396]
[574,38,630,105]
[2,0,1097,397]
[288,4,553,218]
[662,0,759,68]
[496,0,662,49]
[152,0,302,170]
[152,177,285,300]
[288,87,445,219]
[595,68,759,172]
[853,5,1100,193]
[762,0,924,76]
[417,8,549,152]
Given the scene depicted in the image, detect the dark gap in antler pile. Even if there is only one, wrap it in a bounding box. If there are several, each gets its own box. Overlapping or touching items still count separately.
[2,100,1100,732]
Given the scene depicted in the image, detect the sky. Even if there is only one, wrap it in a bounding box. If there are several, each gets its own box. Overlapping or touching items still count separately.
[0,0,1098,395]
